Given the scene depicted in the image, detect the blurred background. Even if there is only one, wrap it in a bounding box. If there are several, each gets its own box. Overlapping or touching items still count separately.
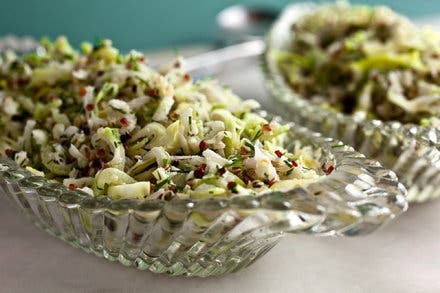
[1,0,440,51]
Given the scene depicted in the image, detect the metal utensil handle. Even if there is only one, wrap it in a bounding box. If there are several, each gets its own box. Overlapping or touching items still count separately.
[184,39,265,73]
[0,35,39,53]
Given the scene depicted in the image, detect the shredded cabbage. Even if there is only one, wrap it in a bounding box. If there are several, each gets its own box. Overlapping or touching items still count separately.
[275,2,440,124]
[0,37,323,200]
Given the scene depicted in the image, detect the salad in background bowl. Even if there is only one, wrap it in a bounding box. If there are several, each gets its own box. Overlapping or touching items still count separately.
[0,36,406,276]
[264,2,440,203]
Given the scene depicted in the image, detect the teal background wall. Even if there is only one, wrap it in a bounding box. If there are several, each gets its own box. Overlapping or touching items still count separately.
[1,0,439,51]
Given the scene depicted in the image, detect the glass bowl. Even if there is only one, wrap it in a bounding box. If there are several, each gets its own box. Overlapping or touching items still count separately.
[263,3,440,203]
[0,111,407,277]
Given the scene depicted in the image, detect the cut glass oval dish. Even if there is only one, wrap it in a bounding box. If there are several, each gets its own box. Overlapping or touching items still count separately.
[0,113,407,277]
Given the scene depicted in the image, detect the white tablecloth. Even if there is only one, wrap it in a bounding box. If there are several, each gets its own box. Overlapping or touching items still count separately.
[1,46,440,293]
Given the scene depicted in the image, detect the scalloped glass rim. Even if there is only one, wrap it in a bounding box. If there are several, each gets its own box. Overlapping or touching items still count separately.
[263,2,440,203]
[0,111,407,276]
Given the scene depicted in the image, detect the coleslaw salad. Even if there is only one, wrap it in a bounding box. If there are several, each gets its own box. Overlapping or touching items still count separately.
[0,37,323,200]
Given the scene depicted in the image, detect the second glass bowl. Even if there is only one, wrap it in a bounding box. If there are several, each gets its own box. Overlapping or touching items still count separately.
[263,3,440,203]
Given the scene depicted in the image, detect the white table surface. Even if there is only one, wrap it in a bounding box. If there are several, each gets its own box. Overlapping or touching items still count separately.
[2,45,440,293]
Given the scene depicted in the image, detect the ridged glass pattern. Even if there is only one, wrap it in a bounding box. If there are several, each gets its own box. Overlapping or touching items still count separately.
[0,113,407,277]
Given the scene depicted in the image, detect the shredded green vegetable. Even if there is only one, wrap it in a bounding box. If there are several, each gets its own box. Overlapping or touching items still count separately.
[275,2,440,125]
[0,37,322,200]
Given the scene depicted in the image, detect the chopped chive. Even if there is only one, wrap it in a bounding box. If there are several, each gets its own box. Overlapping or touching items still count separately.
[135,76,148,84]
[225,157,244,167]
[284,159,293,168]
[252,129,263,141]
[94,37,103,49]
[244,140,255,151]
[174,169,191,173]
[109,106,127,114]
[154,177,171,191]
